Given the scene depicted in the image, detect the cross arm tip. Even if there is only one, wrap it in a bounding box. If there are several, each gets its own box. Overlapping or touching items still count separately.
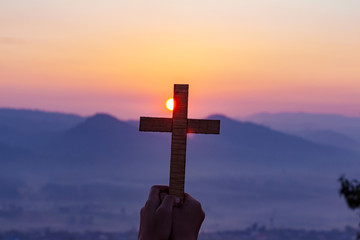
[139,116,173,132]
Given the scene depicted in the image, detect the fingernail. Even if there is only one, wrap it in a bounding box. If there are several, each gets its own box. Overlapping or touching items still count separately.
[174,197,180,204]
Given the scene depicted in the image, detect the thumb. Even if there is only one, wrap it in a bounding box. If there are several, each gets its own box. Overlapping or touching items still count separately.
[156,195,180,215]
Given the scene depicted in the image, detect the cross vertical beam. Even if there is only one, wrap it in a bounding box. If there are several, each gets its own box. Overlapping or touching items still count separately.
[169,84,188,200]
[139,84,220,202]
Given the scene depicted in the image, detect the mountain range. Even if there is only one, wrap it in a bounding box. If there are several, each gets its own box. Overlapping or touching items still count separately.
[245,112,360,151]
[0,108,359,231]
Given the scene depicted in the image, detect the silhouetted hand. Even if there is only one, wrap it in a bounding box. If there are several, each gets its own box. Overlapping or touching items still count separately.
[138,185,180,240]
[139,185,205,240]
[170,193,205,240]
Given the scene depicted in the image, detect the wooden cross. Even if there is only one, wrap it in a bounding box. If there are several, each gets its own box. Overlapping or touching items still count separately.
[139,84,220,201]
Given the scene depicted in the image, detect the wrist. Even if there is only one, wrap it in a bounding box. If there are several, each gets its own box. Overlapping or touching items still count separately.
[138,235,160,240]
[172,234,198,240]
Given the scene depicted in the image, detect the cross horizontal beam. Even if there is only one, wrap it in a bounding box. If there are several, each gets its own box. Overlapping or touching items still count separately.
[139,84,220,201]
[187,119,220,134]
[139,117,220,134]
[139,117,172,132]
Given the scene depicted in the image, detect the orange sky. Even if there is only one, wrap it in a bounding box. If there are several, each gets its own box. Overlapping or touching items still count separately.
[1,1,359,119]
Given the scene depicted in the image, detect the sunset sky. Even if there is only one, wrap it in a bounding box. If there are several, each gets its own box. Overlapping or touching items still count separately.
[1,0,359,119]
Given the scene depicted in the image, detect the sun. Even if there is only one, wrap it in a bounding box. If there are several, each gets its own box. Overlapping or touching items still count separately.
[166,98,174,111]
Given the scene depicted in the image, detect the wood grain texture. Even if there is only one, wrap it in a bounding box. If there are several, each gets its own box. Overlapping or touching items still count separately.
[138,84,220,203]
[188,119,220,134]
[169,84,189,201]
[139,117,172,132]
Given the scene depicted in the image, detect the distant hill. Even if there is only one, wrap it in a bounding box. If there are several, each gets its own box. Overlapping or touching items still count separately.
[0,108,84,149]
[43,113,169,180]
[294,129,359,150]
[187,114,359,174]
[0,108,359,231]
[0,108,84,132]
[244,112,360,150]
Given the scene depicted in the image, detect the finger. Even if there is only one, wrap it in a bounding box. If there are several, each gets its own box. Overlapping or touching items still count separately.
[177,193,191,208]
[146,185,169,210]
[148,185,169,200]
[156,195,180,215]
[183,193,202,209]
[183,193,195,203]
[148,185,169,199]
[160,192,167,201]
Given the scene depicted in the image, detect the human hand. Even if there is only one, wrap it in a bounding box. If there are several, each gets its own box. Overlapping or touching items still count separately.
[170,193,205,240]
[138,185,180,240]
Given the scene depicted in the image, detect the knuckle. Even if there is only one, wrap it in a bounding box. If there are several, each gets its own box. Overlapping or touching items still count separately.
[140,207,146,215]
[163,195,172,202]
[144,200,155,209]
[193,200,202,209]
[150,185,158,192]
[200,209,206,219]
[193,200,205,218]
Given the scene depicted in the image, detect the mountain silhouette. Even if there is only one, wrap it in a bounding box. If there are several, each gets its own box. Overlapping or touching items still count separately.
[187,114,358,175]
[0,108,359,231]
[245,112,360,150]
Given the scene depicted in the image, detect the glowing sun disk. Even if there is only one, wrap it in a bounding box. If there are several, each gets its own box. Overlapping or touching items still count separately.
[166,98,174,111]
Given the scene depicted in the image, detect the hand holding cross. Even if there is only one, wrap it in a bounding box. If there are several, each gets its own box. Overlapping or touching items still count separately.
[139,84,220,201]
